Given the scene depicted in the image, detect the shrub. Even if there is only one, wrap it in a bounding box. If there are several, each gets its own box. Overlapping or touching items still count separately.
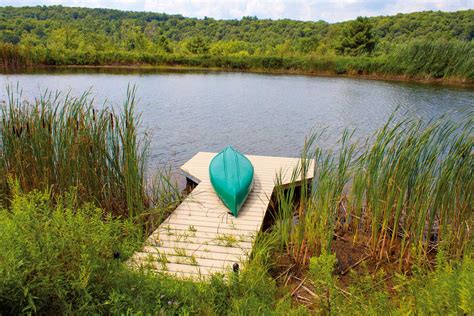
[396,253,474,314]
[0,184,141,314]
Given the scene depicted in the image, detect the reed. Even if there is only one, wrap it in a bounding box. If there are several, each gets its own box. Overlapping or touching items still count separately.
[354,114,473,264]
[142,166,183,234]
[0,85,149,217]
[384,40,474,80]
[0,43,29,67]
[273,130,356,265]
[273,112,473,268]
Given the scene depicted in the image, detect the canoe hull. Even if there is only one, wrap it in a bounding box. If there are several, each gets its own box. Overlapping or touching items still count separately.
[209,146,254,217]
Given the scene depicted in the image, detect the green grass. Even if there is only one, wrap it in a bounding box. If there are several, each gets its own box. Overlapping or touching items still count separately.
[353,114,473,264]
[273,130,356,266]
[215,233,239,247]
[1,185,471,314]
[384,40,474,80]
[304,250,474,314]
[0,85,184,222]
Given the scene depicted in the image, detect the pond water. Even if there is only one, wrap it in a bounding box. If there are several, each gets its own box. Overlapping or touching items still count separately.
[1,68,473,168]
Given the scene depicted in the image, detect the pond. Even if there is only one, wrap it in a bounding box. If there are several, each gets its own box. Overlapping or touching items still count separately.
[1,68,473,168]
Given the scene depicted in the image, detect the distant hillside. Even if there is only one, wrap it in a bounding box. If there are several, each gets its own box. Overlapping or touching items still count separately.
[0,6,473,83]
[0,6,472,47]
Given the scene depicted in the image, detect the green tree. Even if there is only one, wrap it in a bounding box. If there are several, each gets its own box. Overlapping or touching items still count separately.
[186,36,209,54]
[47,27,81,50]
[121,23,149,51]
[336,16,376,56]
[0,30,20,44]
[156,35,172,53]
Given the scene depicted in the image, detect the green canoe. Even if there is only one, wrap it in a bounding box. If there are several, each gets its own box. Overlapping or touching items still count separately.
[209,146,254,217]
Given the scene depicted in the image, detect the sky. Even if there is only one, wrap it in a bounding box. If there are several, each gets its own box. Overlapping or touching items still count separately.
[1,0,472,22]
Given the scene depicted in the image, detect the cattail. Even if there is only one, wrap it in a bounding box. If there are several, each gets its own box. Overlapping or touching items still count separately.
[42,117,46,129]
[110,113,114,130]
[92,108,96,121]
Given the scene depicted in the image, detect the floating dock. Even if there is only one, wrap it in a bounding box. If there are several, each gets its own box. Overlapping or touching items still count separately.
[130,152,314,278]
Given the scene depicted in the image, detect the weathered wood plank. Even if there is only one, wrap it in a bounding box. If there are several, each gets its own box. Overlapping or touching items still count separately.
[130,152,314,279]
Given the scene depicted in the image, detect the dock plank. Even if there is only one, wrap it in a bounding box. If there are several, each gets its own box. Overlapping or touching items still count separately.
[130,152,314,279]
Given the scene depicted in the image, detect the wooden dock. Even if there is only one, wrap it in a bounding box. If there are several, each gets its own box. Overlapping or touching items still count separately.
[130,152,314,278]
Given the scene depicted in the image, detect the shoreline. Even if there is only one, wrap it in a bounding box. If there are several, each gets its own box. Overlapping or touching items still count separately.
[3,64,473,88]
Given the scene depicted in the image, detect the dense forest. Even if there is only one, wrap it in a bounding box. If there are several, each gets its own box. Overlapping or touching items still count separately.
[0,6,473,83]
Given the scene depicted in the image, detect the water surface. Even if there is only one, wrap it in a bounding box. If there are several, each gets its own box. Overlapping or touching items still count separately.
[1,68,472,168]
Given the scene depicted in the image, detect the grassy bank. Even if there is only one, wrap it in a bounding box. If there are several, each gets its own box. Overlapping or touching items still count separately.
[1,39,473,85]
[0,88,472,314]
[1,187,472,314]
[276,115,473,266]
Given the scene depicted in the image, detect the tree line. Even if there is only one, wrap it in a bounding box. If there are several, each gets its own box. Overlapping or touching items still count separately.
[0,6,473,82]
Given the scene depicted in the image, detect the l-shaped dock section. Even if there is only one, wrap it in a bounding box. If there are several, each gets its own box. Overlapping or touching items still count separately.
[130,152,314,278]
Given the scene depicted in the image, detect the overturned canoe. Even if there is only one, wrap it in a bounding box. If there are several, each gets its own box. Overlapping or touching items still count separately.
[209,146,254,217]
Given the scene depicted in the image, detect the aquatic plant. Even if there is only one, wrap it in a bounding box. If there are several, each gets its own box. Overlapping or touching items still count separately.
[0,85,148,217]
[351,113,473,265]
[274,130,356,265]
[273,112,473,268]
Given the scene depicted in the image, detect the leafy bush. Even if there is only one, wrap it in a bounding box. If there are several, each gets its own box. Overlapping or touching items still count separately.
[331,267,393,315]
[396,254,474,314]
[0,184,141,314]
[308,253,338,312]
[306,251,474,314]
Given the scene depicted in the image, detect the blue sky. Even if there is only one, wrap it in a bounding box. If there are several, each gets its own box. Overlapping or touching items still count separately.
[2,0,472,22]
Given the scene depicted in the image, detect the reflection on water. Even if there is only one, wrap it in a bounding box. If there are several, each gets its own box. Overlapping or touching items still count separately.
[1,68,473,168]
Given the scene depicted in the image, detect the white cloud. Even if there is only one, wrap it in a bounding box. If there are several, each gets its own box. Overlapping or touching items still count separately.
[2,0,472,21]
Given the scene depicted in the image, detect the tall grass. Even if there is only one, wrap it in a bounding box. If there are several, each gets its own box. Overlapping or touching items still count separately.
[384,40,474,80]
[353,114,473,265]
[0,85,149,217]
[0,44,28,67]
[274,113,473,268]
[274,131,356,265]
[2,40,472,83]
